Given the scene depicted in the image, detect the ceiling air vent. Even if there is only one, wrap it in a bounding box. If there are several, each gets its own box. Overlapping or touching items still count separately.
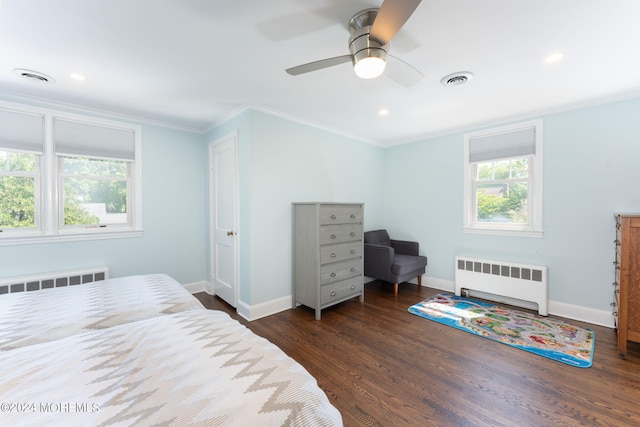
[13,68,55,84]
[440,71,473,87]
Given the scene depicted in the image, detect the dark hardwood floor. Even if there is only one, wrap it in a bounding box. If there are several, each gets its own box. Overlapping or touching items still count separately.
[195,281,640,427]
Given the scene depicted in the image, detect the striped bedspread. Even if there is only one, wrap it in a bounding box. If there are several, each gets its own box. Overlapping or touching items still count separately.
[0,309,342,426]
[0,274,204,351]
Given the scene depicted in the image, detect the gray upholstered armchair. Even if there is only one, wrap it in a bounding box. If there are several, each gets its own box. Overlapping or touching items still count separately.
[364,229,428,297]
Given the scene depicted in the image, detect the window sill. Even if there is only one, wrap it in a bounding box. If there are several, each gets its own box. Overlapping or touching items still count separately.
[0,229,143,246]
[463,226,543,238]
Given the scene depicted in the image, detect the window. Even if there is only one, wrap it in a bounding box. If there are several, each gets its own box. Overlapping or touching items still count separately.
[463,120,543,237]
[54,118,136,232]
[60,157,129,228]
[0,103,141,245]
[0,150,39,231]
[0,108,43,236]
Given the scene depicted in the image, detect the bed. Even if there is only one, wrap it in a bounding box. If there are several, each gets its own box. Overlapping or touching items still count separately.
[0,274,204,351]
[0,274,342,426]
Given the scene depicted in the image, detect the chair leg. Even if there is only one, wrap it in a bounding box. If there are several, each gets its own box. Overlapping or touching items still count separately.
[394,283,398,297]
[417,275,423,289]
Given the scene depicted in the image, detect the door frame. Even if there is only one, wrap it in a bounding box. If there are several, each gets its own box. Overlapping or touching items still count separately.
[208,131,240,307]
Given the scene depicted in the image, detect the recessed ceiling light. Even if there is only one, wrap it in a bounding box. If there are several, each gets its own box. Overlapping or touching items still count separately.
[378,108,389,116]
[70,73,86,81]
[440,71,474,87]
[13,68,55,84]
[544,52,565,64]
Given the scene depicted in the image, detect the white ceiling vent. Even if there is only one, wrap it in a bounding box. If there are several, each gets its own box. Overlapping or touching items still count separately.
[441,71,473,87]
[13,68,55,84]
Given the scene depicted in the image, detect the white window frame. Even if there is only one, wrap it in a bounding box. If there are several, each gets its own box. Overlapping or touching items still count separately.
[0,150,42,235]
[463,119,543,238]
[57,156,132,231]
[0,101,142,245]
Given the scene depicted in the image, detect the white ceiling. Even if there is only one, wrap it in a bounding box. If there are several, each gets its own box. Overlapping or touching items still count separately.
[1,0,640,146]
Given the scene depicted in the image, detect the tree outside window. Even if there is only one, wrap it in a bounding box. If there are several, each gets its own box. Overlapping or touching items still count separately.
[475,158,529,224]
[0,151,37,229]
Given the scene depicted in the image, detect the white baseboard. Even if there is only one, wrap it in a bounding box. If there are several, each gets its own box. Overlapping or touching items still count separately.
[422,276,454,292]
[420,276,614,328]
[186,280,291,321]
[192,275,615,328]
[183,280,208,294]
[236,295,292,321]
[548,300,614,328]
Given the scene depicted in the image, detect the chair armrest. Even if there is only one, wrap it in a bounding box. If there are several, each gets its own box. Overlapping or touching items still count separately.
[391,239,419,256]
[364,244,394,280]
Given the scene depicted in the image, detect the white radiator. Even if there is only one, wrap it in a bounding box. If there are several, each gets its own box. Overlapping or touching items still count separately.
[0,266,110,295]
[454,257,548,316]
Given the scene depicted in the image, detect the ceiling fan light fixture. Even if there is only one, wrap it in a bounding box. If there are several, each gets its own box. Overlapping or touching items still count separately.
[348,10,388,80]
[353,55,387,79]
[284,3,423,86]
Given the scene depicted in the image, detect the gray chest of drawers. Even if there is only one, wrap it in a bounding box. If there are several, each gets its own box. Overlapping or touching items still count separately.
[292,203,364,320]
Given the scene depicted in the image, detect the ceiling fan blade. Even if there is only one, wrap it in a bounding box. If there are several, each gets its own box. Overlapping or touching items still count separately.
[286,55,352,76]
[385,55,423,87]
[370,0,422,45]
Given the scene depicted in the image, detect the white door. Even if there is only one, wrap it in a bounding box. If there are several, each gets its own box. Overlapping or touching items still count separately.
[209,133,239,307]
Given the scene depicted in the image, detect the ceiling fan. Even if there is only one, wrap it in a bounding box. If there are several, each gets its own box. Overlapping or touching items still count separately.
[285,0,423,87]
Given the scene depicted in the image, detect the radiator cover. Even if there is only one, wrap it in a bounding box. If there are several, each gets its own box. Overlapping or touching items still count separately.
[0,267,109,295]
[455,257,548,316]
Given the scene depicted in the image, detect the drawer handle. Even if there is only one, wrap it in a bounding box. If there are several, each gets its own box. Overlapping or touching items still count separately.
[330,272,337,278]
[330,291,337,297]
[350,232,355,237]
[331,214,336,220]
[330,253,337,258]
[350,214,355,219]
[350,249,355,254]
[350,268,356,272]
[350,285,356,290]
[330,234,336,239]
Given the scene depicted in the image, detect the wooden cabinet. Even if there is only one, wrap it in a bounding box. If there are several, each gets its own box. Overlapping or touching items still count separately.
[614,214,640,357]
[292,203,364,320]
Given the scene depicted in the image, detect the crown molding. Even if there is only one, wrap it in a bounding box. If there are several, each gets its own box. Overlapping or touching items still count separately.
[0,90,206,134]
[206,103,381,147]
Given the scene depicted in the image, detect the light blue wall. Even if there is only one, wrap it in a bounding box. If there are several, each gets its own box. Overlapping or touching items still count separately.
[5,93,638,315]
[384,133,465,280]
[207,109,386,305]
[0,99,209,285]
[385,97,640,312]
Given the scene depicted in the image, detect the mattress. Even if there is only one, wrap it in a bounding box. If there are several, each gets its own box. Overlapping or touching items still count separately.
[0,309,342,426]
[0,273,204,351]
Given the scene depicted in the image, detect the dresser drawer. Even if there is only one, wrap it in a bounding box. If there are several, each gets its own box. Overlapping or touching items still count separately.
[320,242,362,264]
[319,205,363,225]
[293,202,364,320]
[319,224,362,245]
[320,259,362,285]
[321,278,362,305]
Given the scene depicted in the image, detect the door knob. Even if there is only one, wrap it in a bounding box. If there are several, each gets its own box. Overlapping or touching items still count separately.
[227,231,235,236]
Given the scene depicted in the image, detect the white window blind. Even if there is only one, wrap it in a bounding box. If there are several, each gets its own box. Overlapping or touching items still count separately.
[0,109,44,154]
[469,127,535,163]
[54,118,135,161]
